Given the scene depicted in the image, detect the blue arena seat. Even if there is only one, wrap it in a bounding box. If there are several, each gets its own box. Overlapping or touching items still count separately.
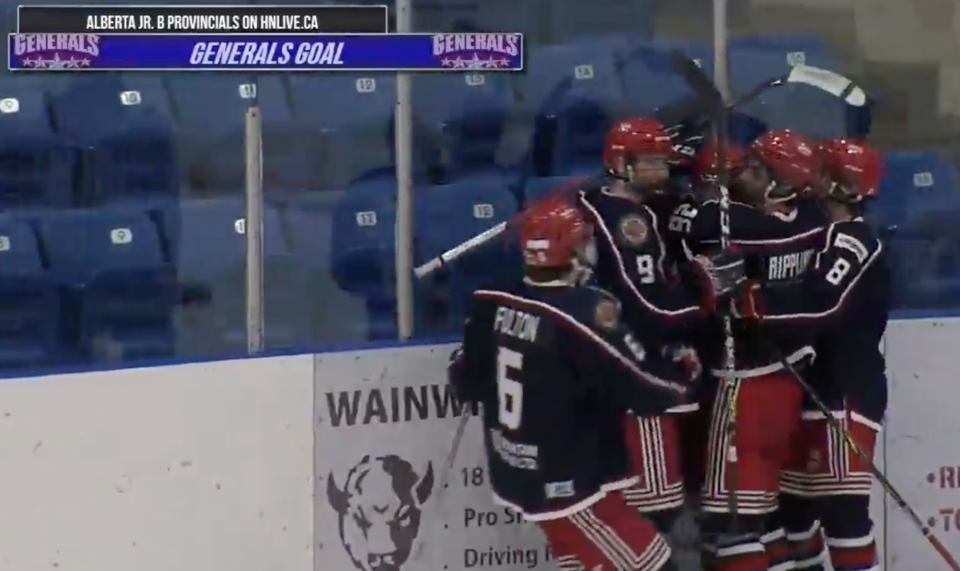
[48,75,178,203]
[167,196,309,356]
[518,42,624,175]
[329,184,398,339]
[278,191,372,345]
[728,48,854,139]
[166,75,290,137]
[518,41,624,117]
[879,151,960,233]
[880,152,960,309]
[287,73,395,131]
[35,206,176,362]
[50,75,173,143]
[287,73,399,188]
[412,73,514,178]
[0,219,61,370]
[165,75,299,193]
[621,42,713,116]
[0,77,75,208]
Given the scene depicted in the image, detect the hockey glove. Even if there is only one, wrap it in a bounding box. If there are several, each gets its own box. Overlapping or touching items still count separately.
[662,344,702,383]
[689,250,747,312]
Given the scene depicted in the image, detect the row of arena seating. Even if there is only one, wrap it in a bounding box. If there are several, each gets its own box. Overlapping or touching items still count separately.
[1,35,862,208]
[1,151,958,371]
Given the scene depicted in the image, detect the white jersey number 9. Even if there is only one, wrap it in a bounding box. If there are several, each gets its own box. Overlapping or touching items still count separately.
[636,254,656,284]
[497,347,524,430]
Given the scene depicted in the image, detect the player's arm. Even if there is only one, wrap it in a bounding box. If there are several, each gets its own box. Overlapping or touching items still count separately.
[568,296,690,417]
[581,194,725,324]
[448,295,498,404]
[750,221,882,322]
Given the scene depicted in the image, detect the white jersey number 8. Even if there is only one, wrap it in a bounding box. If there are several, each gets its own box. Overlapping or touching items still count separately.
[497,347,524,430]
[825,258,852,286]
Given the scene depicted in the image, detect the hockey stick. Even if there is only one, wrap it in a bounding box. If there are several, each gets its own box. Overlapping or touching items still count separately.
[414,221,507,279]
[668,51,741,522]
[413,177,588,279]
[770,347,960,571]
[438,411,471,497]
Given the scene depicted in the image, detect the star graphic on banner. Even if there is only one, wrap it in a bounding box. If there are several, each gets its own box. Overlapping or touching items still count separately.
[441,57,453,67]
[18,52,92,70]
[465,53,487,69]
[451,56,466,69]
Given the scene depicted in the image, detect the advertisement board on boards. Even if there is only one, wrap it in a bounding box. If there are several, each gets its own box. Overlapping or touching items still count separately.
[313,344,554,571]
[0,318,956,571]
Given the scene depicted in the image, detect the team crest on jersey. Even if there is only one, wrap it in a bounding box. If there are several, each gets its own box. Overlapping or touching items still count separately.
[594,299,619,331]
[619,215,648,245]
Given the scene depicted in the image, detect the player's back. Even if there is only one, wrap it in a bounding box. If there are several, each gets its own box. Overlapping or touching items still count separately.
[809,220,890,416]
[467,280,640,520]
[676,198,829,371]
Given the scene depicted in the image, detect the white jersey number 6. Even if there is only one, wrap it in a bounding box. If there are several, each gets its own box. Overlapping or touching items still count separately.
[497,347,524,430]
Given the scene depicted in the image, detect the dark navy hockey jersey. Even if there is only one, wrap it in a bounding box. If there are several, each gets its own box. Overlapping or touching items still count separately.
[669,198,828,377]
[579,186,705,343]
[759,218,890,421]
[448,280,689,520]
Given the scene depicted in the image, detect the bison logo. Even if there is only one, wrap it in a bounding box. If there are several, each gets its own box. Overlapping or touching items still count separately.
[327,454,435,571]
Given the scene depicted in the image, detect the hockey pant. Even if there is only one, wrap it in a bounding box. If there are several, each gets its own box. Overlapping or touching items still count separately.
[538,491,675,571]
[622,407,695,533]
[780,408,881,571]
[700,372,803,571]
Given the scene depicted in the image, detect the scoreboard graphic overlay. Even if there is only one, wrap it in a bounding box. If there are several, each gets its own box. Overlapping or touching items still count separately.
[8,5,524,71]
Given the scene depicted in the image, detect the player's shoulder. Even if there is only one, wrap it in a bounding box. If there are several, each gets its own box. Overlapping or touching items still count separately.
[471,276,525,303]
[576,178,609,200]
[827,218,881,260]
[558,285,623,336]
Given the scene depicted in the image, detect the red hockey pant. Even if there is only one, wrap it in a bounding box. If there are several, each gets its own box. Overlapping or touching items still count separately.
[538,491,672,571]
[702,372,803,516]
[622,414,686,514]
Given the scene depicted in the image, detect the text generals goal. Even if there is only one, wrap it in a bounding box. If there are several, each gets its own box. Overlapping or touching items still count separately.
[16,5,388,34]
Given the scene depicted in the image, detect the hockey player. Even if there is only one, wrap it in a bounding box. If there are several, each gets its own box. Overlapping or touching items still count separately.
[577,118,746,534]
[669,129,830,571]
[447,195,711,571]
[756,138,888,571]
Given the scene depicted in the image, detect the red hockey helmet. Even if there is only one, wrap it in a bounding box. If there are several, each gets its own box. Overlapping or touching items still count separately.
[693,143,747,182]
[603,118,673,167]
[518,195,592,268]
[748,129,821,197]
[820,138,884,199]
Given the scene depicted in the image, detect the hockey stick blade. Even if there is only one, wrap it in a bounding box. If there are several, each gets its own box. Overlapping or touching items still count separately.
[771,345,960,571]
[787,65,867,107]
